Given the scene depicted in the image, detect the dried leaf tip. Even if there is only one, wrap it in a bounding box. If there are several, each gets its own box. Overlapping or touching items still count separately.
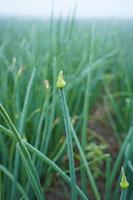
[56,71,66,89]
[44,80,50,89]
[120,167,129,189]
[12,57,16,64]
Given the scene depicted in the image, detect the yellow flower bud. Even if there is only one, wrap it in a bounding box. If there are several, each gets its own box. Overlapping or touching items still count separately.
[120,167,129,189]
[56,71,66,89]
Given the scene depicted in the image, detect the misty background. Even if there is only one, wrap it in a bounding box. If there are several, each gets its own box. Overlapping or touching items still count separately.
[0,0,133,19]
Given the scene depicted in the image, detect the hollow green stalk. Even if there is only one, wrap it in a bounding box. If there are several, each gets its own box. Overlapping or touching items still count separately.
[81,22,95,193]
[57,71,77,200]
[0,169,2,200]
[25,142,88,200]
[0,165,29,200]
[42,58,57,155]
[0,125,88,200]
[110,127,133,188]
[70,109,101,200]
[120,190,127,200]
[11,68,36,200]
[56,70,100,200]
[0,104,45,200]
[105,155,111,200]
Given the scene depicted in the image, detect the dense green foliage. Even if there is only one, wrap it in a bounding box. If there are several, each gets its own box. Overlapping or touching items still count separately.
[0,17,133,200]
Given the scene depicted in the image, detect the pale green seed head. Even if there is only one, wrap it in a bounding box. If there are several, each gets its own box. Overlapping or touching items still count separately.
[56,71,66,89]
[120,167,129,189]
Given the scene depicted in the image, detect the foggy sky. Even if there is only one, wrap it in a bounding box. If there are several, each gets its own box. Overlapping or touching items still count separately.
[0,0,133,19]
